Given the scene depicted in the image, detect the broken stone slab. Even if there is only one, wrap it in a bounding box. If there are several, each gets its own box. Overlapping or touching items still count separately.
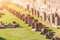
[31,19,38,29]
[35,22,43,31]
[51,37,60,40]
[41,28,48,35]
[46,32,54,39]
[28,17,34,26]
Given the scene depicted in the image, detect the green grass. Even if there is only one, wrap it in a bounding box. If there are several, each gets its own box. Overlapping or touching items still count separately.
[0,9,49,40]
[7,4,60,37]
[1,4,59,40]
[0,4,59,40]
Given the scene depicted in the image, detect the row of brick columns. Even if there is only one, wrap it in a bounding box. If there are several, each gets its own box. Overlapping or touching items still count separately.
[6,6,60,40]
[6,7,43,31]
[7,8,52,39]
[47,13,59,26]
[21,4,60,27]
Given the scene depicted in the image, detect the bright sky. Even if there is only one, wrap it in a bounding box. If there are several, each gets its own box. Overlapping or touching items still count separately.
[0,0,11,4]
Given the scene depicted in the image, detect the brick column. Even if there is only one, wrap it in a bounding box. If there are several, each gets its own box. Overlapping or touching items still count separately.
[50,14,54,24]
[35,22,43,31]
[31,19,38,29]
[26,4,29,11]
[34,9,36,15]
[46,14,50,23]
[42,12,46,20]
[36,11,40,17]
[31,8,34,15]
[28,17,34,26]
[54,16,59,26]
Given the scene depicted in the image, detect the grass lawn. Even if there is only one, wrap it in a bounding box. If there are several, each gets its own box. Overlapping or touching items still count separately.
[7,4,60,37]
[0,4,59,40]
[0,9,49,40]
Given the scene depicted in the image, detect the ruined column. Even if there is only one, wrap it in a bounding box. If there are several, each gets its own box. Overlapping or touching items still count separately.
[36,11,40,17]
[46,14,50,23]
[28,17,34,26]
[42,12,46,20]
[25,15,30,24]
[50,14,54,24]
[54,12,58,17]
[35,22,43,31]
[26,4,29,11]
[31,19,38,29]
[54,16,59,26]
[34,9,36,15]
[31,8,34,15]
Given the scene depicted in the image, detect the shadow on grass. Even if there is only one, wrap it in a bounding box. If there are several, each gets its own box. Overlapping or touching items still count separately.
[0,37,6,40]
[47,29,53,31]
